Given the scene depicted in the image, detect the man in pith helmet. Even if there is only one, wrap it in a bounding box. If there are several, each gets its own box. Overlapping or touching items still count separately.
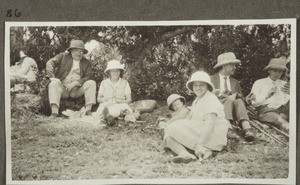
[46,40,96,117]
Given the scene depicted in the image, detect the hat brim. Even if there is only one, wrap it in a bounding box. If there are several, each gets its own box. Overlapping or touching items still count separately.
[186,80,214,93]
[213,59,241,69]
[67,47,88,54]
[264,65,288,71]
[168,96,186,110]
[104,68,125,75]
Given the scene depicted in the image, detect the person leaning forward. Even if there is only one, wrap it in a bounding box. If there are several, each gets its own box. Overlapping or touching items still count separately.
[46,40,96,117]
[249,58,289,133]
[210,52,254,142]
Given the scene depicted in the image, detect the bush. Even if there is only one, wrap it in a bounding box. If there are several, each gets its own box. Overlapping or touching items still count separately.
[10,25,291,114]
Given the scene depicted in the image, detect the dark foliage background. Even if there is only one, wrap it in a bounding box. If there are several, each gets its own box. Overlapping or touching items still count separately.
[10,25,291,114]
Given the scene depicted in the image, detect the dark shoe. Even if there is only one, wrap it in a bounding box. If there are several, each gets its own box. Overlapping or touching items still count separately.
[106,114,116,126]
[280,123,289,133]
[227,129,240,140]
[172,155,196,164]
[244,129,255,142]
[85,110,92,116]
[277,117,289,133]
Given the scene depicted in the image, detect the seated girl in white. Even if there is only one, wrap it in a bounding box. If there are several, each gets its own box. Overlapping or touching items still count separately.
[96,60,132,126]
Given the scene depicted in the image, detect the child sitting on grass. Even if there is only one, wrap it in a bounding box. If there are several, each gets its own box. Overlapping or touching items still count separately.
[158,94,190,129]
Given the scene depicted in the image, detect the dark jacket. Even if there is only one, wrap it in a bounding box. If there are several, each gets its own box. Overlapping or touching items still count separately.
[46,52,92,86]
[210,73,243,96]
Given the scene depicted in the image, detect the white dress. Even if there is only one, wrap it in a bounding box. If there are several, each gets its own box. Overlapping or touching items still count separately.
[165,91,230,151]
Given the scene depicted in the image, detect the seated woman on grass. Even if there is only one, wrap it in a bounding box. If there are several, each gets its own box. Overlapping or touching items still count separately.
[164,71,230,163]
[10,50,38,88]
[96,60,132,126]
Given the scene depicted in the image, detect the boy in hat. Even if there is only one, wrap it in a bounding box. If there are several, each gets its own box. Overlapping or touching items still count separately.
[210,52,254,142]
[46,40,96,117]
[249,58,289,132]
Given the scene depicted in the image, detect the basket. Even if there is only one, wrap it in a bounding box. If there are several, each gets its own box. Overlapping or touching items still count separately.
[130,99,157,113]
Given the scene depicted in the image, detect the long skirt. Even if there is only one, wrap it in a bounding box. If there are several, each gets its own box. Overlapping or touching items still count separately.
[165,118,229,151]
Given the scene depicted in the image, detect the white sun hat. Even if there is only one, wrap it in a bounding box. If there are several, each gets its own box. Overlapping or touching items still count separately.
[167,94,186,110]
[104,60,125,75]
[213,52,241,69]
[186,71,214,92]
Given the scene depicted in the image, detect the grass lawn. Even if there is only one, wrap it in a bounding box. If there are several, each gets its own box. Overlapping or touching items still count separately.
[10,103,289,180]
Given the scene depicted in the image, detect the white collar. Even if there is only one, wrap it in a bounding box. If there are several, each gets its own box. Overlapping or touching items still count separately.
[267,76,281,84]
[219,73,229,79]
[109,77,121,87]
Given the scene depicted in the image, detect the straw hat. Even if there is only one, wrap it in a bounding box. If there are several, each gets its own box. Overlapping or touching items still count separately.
[67,40,88,54]
[104,60,125,75]
[167,94,186,110]
[186,71,214,92]
[264,58,288,71]
[213,52,241,69]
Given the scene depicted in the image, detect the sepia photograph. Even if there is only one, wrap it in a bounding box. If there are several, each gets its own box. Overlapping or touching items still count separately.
[5,20,296,184]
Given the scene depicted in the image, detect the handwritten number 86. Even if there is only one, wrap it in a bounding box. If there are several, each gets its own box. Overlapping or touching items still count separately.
[6,9,21,17]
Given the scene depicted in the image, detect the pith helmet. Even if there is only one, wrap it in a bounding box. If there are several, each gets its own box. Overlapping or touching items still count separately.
[186,71,214,92]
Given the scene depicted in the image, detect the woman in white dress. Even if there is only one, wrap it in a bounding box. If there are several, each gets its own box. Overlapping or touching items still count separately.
[164,71,230,163]
[96,60,132,126]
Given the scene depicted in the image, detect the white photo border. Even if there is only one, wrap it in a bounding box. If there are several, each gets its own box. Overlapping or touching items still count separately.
[5,19,297,185]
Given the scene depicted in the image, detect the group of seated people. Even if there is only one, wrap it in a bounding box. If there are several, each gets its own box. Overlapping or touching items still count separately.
[11,40,290,164]
[160,52,289,163]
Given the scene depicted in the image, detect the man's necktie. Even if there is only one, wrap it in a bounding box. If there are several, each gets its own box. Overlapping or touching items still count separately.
[224,76,229,92]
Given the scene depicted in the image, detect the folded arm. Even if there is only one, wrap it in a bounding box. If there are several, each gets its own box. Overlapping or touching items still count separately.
[46,53,64,78]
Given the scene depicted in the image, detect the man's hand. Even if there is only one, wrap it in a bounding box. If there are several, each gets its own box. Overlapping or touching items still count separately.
[218,90,231,99]
[50,78,60,83]
[246,92,256,104]
[107,98,117,104]
[265,86,277,99]
[281,82,290,94]
[219,94,229,99]
[64,81,79,92]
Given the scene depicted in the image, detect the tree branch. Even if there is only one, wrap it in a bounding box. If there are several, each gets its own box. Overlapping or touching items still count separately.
[139,27,195,67]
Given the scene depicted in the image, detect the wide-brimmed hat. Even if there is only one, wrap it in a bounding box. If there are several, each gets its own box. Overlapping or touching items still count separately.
[264,58,288,71]
[67,40,88,54]
[104,60,125,75]
[186,71,214,92]
[167,94,186,110]
[213,52,241,69]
